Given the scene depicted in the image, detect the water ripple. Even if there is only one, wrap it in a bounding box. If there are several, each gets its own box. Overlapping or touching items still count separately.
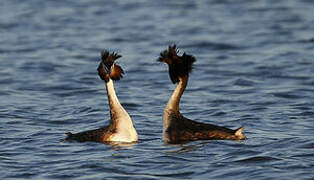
[1,0,314,179]
[181,41,242,51]
[234,156,281,164]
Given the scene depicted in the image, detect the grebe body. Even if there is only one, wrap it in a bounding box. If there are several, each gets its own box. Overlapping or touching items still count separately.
[159,45,245,143]
[64,51,137,143]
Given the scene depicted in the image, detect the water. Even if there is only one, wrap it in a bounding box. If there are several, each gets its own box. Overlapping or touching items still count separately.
[1,0,314,179]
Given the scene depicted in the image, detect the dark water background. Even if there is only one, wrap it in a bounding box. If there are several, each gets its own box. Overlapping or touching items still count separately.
[1,0,314,179]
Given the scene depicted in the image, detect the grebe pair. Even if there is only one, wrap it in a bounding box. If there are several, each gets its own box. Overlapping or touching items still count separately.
[64,45,245,144]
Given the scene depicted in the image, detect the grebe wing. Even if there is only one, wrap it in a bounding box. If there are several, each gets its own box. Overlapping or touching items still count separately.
[64,125,114,143]
[180,115,243,140]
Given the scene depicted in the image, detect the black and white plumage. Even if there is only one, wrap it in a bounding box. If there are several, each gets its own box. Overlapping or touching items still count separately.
[64,51,137,143]
[158,45,245,143]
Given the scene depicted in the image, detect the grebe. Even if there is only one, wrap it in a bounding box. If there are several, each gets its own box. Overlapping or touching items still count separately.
[158,45,246,143]
[64,51,138,143]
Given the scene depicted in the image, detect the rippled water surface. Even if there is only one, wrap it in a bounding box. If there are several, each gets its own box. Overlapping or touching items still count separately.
[1,0,314,179]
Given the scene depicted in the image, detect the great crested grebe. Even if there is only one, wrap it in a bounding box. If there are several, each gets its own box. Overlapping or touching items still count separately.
[158,45,246,143]
[64,51,138,143]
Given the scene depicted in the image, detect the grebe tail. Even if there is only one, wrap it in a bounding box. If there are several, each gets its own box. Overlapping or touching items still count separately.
[64,51,138,143]
[158,45,245,143]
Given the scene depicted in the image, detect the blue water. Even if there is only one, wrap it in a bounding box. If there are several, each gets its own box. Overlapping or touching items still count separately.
[1,0,314,179]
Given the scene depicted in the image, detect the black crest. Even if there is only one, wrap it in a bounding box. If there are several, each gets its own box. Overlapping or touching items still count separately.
[98,51,124,81]
[158,45,196,83]
[100,51,122,70]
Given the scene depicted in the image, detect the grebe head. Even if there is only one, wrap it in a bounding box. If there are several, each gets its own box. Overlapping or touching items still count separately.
[97,51,124,82]
[158,45,196,83]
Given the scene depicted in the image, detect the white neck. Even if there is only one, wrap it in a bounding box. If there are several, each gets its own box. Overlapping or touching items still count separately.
[105,79,127,118]
[163,76,188,133]
[105,79,137,142]
[165,76,188,112]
